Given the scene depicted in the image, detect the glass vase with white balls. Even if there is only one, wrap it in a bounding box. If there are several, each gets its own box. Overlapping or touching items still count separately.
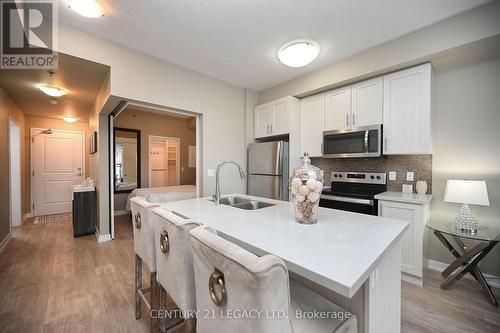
[291,153,324,224]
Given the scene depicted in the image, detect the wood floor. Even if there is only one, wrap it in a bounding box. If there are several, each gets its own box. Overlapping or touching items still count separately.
[0,214,499,333]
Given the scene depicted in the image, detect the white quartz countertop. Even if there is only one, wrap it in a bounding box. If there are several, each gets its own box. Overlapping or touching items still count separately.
[71,184,95,192]
[375,191,433,204]
[157,194,409,298]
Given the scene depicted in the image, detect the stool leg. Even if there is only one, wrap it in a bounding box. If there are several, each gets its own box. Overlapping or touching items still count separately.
[185,318,196,333]
[135,254,142,320]
[150,272,160,333]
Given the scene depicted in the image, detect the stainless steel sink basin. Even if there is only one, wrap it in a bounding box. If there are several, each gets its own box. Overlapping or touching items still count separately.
[209,196,276,210]
[232,201,275,210]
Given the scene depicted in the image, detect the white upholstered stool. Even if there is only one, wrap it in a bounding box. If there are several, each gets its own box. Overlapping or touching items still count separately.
[130,196,162,332]
[189,226,358,333]
[152,206,199,332]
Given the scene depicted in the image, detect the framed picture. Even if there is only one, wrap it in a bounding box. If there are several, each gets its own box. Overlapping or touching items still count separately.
[90,131,97,154]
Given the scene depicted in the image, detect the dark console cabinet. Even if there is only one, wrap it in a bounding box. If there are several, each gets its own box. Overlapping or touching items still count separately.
[72,189,96,237]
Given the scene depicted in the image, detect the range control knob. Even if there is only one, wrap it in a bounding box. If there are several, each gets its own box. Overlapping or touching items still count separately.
[376,176,381,180]
[339,174,343,178]
[370,175,375,180]
[334,174,338,178]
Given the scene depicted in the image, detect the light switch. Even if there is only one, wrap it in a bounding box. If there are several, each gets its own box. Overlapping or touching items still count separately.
[402,184,413,193]
[207,169,215,177]
[406,172,414,181]
[389,171,397,181]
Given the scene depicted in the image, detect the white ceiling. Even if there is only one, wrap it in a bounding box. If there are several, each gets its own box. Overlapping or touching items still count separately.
[58,0,490,91]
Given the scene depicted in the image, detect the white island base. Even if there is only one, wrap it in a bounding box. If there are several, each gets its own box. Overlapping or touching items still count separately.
[156,194,408,333]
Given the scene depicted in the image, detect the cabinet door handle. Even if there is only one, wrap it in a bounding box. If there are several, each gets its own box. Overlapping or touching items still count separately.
[346,114,349,127]
[266,124,269,134]
[270,124,273,133]
[384,138,388,152]
[352,114,356,125]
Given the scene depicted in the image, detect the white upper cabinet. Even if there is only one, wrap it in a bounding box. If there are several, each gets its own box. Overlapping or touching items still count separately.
[351,77,383,127]
[272,98,290,136]
[254,104,271,138]
[300,94,325,157]
[325,87,351,131]
[383,63,432,155]
[254,97,297,139]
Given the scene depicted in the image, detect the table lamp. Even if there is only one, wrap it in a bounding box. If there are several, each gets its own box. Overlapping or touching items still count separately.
[444,180,489,232]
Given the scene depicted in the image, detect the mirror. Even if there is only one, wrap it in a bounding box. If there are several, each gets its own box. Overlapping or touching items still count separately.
[114,128,141,193]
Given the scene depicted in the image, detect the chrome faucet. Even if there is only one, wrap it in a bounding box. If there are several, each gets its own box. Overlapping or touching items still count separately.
[213,160,246,205]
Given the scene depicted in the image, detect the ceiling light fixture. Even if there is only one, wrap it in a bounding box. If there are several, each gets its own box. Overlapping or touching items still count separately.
[278,40,320,68]
[40,85,66,97]
[62,116,78,123]
[64,0,105,18]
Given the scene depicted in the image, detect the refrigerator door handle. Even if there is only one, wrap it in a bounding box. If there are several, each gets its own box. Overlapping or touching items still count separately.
[275,141,282,175]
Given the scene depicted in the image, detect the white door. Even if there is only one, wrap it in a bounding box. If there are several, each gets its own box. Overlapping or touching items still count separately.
[31,129,84,216]
[351,77,383,127]
[383,63,432,154]
[325,87,351,130]
[9,120,21,227]
[300,94,325,157]
[271,98,290,136]
[254,104,271,138]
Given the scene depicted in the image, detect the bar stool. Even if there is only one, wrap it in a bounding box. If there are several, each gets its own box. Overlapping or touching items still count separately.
[189,226,358,333]
[152,206,199,332]
[130,196,162,333]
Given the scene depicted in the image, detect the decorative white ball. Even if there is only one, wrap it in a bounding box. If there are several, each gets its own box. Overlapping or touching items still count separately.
[295,195,306,203]
[291,187,298,195]
[291,178,302,189]
[298,185,310,196]
[307,192,320,203]
[306,171,318,180]
[306,179,317,189]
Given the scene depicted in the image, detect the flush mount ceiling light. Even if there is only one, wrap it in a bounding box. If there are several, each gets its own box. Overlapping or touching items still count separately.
[65,0,105,18]
[278,40,320,68]
[40,85,66,97]
[62,116,78,123]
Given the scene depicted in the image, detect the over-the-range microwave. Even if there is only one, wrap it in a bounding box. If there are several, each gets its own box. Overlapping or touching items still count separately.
[322,124,382,158]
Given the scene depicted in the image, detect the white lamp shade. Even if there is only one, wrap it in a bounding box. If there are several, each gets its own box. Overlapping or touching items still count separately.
[444,180,489,206]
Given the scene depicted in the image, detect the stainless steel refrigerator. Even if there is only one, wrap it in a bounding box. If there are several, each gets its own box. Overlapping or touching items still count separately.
[247,141,289,201]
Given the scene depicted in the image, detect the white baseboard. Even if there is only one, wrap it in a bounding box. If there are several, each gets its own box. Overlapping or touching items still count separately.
[95,229,112,243]
[402,272,423,286]
[425,258,500,289]
[22,213,32,223]
[0,233,12,252]
[113,210,129,216]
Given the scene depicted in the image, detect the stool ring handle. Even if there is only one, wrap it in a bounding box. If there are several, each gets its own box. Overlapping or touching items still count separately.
[134,213,141,229]
[160,230,169,254]
[209,269,226,307]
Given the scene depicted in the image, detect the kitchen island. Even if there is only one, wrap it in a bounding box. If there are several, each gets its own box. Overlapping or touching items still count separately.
[156,194,409,333]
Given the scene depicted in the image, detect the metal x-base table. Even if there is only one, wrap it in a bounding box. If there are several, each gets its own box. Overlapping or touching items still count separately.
[427,221,499,307]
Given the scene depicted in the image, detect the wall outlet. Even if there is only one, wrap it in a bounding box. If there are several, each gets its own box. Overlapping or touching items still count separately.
[207,169,215,177]
[389,171,397,181]
[402,184,413,193]
[406,172,414,181]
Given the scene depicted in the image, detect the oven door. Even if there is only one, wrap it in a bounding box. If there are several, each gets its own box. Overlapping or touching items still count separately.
[319,195,378,215]
[322,125,381,158]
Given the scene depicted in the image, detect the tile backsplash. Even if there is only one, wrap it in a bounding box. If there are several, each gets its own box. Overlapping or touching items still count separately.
[311,155,432,193]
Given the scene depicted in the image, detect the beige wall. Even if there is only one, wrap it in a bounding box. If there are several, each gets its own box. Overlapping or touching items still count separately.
[0,88,27,243]
[114,109,196,187]
[58,24,247,237]
[428,57,500,277]
[112,109,197,212]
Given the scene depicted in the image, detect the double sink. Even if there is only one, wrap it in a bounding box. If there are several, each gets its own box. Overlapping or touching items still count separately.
[211,196,276,210]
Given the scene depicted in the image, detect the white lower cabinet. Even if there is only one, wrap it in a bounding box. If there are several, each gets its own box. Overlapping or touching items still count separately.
[378,198,430,285]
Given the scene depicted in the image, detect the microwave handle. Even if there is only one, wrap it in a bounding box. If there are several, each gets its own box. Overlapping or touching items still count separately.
[364,130,369,153]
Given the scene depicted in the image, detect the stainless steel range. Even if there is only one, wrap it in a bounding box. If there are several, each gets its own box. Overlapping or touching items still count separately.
[319,171,387,215]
